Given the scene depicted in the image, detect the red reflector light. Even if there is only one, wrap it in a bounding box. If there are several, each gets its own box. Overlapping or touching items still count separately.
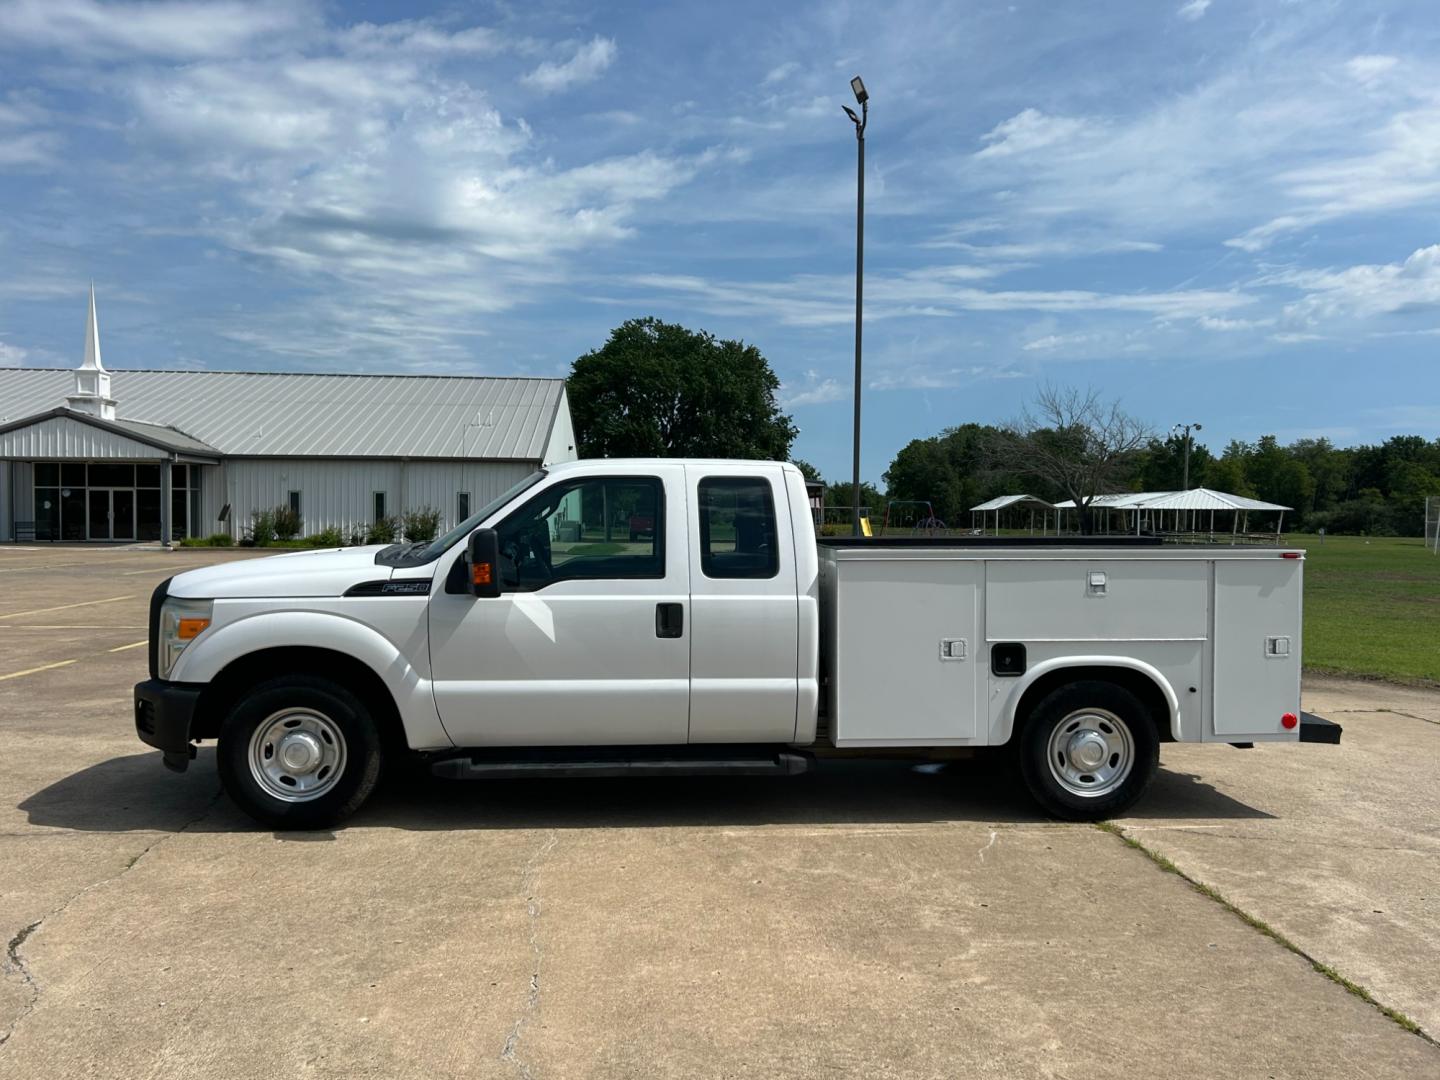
[1282,712,1298,729]
[1280,552,1301,559]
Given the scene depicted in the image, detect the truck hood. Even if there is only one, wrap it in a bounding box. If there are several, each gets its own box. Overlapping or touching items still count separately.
[166,546,413,599]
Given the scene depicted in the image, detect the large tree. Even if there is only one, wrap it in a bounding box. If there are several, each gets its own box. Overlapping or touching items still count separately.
[991,385,1151,533]
[568,318,797,460]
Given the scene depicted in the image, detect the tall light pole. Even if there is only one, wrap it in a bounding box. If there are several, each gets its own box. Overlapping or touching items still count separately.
[1172,421,1203,489]
[843,76,869,535]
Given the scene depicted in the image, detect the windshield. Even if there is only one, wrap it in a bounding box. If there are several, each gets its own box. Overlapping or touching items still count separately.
[422,469,547,559]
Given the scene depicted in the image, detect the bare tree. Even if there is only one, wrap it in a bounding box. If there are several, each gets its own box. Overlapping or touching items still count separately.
[993,385,1152,534]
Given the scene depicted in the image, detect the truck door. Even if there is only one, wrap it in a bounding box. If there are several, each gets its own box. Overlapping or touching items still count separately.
[427,466,691,746]
[684,466,800,742]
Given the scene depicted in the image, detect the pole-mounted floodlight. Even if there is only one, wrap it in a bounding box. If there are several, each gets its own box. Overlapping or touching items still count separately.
[843,77,869,535]
[1172,421,1203,490]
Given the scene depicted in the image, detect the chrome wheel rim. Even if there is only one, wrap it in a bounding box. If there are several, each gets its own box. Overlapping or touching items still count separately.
[1046,708,1134,798]
[248,708,347,803]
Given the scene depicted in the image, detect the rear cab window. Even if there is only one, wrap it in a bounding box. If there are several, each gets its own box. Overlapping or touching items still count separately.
[698,477,779,579]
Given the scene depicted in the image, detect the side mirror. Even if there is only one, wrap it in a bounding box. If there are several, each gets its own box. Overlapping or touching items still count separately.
[467,528,501,598]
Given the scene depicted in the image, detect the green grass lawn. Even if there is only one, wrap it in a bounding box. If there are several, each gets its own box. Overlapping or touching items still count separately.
[1291,533,1440,684]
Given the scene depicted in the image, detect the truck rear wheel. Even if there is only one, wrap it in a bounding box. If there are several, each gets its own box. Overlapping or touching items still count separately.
[1018,680,1159,821]
[217,675,383,829]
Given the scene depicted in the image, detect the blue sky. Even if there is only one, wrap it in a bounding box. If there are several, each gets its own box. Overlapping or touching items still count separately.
[1,0,1438,483]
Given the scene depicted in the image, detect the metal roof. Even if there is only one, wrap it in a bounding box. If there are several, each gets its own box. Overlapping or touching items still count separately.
[0,407,221,458]
[969,494,1058,512]
[1053,488,1290,512]
[0,369,566,460]
[1138,487,1291,512]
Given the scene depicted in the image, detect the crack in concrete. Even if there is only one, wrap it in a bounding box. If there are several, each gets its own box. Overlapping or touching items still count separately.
[500,830,558,1080]
[1329,708,1440,727]
[977,829,998,863]
[0,788,222,1052]
[1098,822,1437,1047]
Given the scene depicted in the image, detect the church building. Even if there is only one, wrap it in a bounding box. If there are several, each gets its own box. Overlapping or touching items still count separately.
[0,290,576,543]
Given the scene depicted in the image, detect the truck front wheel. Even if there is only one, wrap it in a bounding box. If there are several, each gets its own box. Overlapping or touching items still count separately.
[1018,680,1159,821]
[217,675,383,829]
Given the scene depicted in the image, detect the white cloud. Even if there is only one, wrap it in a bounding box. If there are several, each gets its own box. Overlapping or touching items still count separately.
[522,36,617,94]
[1177,0,1211,22]
[1279,244,1440,321]
[762,61,800,85]
[0,0,313,59]
[1022,332,1093,351]
[0,129,60,167]
[867,366,1027,392]
[1197,315,1272,331]
[1269,332,1323,344]
[1345,55,1399,84]
[630,266,1252,327]
[975,108,1094,158]
[782,370,847,407]
[0,341,28,366]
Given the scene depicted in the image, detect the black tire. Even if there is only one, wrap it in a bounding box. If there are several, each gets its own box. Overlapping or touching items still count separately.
[1017,679,1159,821]
[217,675,384,829]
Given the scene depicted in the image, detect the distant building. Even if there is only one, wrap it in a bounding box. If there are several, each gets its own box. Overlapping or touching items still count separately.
[0,289,576,543]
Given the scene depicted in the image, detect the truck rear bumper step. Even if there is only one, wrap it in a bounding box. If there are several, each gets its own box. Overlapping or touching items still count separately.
[430,748,811,780]
[1299,712,1342,744]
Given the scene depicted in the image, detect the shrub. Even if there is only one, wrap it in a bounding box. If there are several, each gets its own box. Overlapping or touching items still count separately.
[204,532,234,547]
[249,508,276,547]
[272,505,302,541]
[366,515,399,544]
[401,506,442,543]
[306,525,346,548]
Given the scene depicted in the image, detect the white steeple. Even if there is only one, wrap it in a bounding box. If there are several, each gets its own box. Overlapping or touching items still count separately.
[66,284,117,420]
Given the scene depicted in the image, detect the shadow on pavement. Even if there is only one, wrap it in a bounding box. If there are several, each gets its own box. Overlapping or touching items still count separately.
[18,750,1272,833]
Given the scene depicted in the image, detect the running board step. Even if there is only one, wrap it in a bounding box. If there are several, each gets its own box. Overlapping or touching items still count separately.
[430,749,811,780]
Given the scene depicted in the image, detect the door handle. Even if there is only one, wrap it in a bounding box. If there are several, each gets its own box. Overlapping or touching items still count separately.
[655,602,684,639]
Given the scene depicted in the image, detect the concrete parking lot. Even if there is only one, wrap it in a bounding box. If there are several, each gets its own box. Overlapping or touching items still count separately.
[1,545,1436,1079]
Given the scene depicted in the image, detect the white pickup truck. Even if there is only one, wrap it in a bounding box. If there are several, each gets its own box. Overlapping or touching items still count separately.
[134,458,1339,828]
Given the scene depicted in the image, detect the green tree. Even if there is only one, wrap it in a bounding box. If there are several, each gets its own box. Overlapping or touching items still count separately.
[825,481,883,518]
[568,318,797,460]
[790,459,823,483]
[884,423,1009,524]
[1132,434,1214,492]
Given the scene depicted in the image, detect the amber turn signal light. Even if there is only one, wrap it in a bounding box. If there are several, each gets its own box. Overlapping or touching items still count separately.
[472,562,493,586]
[177,617,210,640]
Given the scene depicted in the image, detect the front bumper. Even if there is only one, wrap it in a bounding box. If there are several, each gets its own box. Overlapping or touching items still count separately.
[134,678,205,772]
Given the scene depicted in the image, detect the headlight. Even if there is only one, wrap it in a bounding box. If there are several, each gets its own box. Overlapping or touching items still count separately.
[158,597,213,680]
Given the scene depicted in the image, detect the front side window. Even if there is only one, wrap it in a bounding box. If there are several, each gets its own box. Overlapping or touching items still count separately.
[698,477,779,579]
[494,476,663,590]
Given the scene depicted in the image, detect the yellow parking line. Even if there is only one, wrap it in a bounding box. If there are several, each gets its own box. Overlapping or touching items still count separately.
[0,595,135,621]
[108,640,148,652]
[0,659,77,682]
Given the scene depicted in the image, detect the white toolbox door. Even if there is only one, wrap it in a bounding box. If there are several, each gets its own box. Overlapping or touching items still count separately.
[832,559,980,744]
[1212,558,1302,739]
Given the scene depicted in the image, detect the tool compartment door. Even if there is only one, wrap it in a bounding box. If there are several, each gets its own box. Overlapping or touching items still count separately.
[1212,558,1303,739]
[830,557,981,744]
